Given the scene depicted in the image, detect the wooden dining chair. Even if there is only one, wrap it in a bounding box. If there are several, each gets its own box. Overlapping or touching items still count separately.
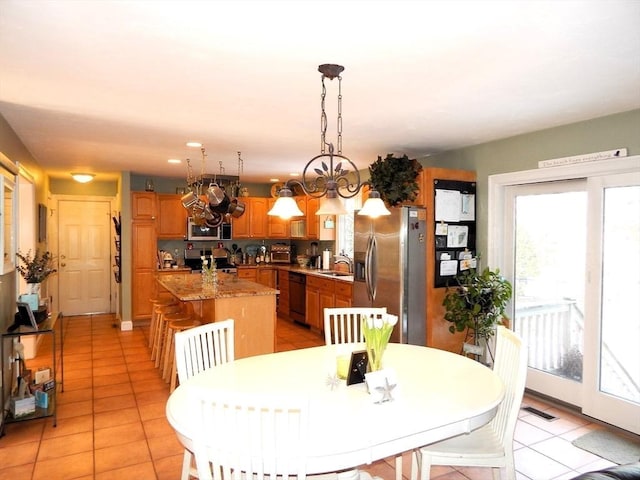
[174,319,235,480]
[323,307,387,345]
[405,326,528,480]
[190,388,380,480]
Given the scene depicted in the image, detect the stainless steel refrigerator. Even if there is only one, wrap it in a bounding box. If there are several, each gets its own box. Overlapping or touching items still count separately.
[352,206,427,345]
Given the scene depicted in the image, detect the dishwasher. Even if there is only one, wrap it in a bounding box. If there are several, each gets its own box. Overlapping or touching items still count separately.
[289,272,307,325]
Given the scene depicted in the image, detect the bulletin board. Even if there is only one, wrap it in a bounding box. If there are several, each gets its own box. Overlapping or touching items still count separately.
[433,179,476,288]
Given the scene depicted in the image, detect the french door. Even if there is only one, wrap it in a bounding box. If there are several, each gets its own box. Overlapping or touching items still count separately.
[489,157,640,434]
[505,180,587,407]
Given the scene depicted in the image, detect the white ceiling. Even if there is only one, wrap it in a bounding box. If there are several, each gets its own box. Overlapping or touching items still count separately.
[1,0,639,183]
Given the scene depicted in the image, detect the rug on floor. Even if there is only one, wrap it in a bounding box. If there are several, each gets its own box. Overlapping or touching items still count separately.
[572,430,640,465]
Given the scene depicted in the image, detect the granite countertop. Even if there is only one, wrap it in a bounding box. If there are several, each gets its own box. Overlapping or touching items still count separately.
[275,265,354,283]
[156,266,192,273]
[156,272,278,301]
[235,264,353,282]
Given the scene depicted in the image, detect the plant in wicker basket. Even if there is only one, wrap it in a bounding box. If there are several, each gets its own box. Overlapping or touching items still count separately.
[368,153,422,206]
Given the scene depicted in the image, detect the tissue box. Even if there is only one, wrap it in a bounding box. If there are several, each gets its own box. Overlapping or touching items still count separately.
[10,396,36,417]
[19,293,39,312]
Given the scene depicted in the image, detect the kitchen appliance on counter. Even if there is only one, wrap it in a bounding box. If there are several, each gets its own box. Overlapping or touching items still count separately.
[184,248,237,273]
[187,217,232,241]
[353,205,427,345]
[270,243,295,264]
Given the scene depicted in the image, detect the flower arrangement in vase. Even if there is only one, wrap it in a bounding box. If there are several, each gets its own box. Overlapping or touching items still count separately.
[16,249,57,286]
[361,313,398,372]
[201,255,218,288]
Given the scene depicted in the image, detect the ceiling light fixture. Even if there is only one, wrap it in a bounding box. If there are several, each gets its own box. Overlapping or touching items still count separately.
[268,64,390,219]
[71,173,95,183]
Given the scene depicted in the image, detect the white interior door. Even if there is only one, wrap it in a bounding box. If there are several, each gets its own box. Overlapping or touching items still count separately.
[57,199,112,315]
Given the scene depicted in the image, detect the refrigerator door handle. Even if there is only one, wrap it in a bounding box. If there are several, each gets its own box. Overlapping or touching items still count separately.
[367,235,377,301]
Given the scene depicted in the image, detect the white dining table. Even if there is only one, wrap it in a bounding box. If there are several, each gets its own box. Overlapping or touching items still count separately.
[166,343,504,474]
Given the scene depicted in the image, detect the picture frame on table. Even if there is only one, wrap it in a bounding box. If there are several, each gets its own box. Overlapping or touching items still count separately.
[346,350,368,386]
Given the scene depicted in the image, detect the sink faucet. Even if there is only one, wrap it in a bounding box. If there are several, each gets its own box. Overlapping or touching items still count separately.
[333,255,353,273]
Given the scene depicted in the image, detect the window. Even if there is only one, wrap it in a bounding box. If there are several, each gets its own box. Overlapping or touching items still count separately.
[334,190,362,259]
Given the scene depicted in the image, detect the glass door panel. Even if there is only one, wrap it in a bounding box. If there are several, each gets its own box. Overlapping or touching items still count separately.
[511,182,587,405]
[600,185,640,404]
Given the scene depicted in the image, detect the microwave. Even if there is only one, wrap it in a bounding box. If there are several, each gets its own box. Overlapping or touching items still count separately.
[187,218,233,241]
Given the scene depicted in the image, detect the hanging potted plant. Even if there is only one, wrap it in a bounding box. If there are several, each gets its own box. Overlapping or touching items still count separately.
[16,249,57,295]
[443,266,512,362]
[368,153,422,206]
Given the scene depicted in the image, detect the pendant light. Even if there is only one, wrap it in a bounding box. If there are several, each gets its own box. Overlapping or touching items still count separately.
[268,64,390,219]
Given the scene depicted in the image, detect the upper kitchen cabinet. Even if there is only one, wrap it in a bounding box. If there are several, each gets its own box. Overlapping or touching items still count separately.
[132,191,157,220]
[305,197,335,241]
[267,198,289,238]
[306,197,319,239]
[289,196,335,240]
[157,194,187,239]
[232,197,268,239]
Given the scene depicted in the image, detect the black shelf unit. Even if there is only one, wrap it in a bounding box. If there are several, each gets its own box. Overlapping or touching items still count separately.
[1,313,63,436]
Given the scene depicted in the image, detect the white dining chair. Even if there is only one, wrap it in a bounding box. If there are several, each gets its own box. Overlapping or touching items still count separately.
[323,307,387,345]
[406,325,528,480]
[190,388,380,480]
[174,319,235,383]
[174,319,235,480]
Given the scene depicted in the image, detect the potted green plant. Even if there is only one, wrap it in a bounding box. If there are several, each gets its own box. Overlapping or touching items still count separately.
[443,266,512,362]
[368,153,422,206]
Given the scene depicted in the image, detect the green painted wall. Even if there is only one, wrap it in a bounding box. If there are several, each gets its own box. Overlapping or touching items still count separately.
[421,109,640,261]
[49,178,118,196]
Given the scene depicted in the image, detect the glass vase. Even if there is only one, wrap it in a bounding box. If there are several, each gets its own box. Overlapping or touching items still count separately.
[365,340,387,372]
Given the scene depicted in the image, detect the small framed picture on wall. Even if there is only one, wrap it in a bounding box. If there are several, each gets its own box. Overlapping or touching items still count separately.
[38,203,47,243]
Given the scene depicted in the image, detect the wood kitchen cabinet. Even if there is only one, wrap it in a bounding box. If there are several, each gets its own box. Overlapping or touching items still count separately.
[257,267,277,288]
[236,266,276,288]
[232,197,268,238]
[305,275,351,331]
[267,198,289,238]
[157,194,187,239]
[423,167,477,352]
[131,214,157,320]
[132,191,156,220]
[334,281,353,308]
[306,285,320,330]
[237,266,257,281]
[306,197,319,239]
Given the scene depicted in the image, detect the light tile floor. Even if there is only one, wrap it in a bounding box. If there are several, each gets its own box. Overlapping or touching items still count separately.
[0,314,636,480]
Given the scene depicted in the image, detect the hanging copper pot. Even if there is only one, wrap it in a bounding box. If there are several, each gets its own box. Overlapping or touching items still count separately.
[228,198,246,218]
[204,210,224,228]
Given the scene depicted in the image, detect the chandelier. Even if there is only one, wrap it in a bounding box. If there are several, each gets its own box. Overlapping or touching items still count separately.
[267,64,390,219]
[180,147,246,228]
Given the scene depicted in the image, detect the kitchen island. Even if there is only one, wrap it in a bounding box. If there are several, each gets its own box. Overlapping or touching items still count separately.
[156,272,278,359]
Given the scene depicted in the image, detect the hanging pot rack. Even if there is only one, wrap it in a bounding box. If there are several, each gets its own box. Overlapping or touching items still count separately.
[181,149,246,228]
